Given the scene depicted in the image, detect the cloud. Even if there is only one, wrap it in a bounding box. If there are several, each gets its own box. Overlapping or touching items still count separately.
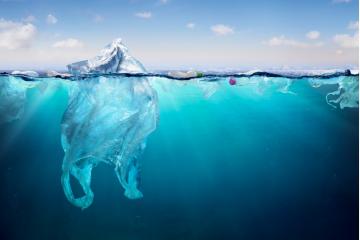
[46,14,58,24]
[135,12,152,19]
[348,21,359,30]
[332,0,351,3]
[52,38,84,48]
[186,22,195,29]
[263,35,308,47]
[306,30,320,40]
[159,0,168,4]
[23,15,36,23]
[0,18,37,50]
[333,33,359,48]
[263,35,324,48]
[93,14,104,23]
[332,20,359,48]
[211,24,234,36]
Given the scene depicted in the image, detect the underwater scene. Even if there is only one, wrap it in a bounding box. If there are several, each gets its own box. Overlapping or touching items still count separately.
[0,68,359,240]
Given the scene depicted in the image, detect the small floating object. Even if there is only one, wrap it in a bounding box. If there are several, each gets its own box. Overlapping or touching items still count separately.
[168,70,198,79]
[229,77,237,85]
[196,72,204,77]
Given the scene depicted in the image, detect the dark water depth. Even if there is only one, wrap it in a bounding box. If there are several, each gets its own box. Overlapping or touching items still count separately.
[0,77,358,240]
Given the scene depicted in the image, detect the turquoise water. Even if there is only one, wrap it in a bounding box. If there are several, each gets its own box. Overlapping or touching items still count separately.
[0,75,358,239]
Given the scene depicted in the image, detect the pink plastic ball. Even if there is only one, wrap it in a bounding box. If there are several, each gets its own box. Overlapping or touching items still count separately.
[229,77,236,85]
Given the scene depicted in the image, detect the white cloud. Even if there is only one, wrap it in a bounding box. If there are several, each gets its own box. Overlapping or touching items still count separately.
[159,0,168,4]
[333,20,359,48]
[135,12,152,19]
[23,15,36,23]
[0,18,37,50]
[52,38,84,48]
[93,14,104,23]
[333,33,359,48]
[332,0,351,3]
[306,30,320,40]
[211,24,234,36]
[186,22,195,29]
[263,35,324,48]
[46,14,58,24]
[263,35,308,47]
[348,21,359,30]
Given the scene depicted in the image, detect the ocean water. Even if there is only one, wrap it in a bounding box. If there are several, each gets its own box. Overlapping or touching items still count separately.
[0,73,358,240]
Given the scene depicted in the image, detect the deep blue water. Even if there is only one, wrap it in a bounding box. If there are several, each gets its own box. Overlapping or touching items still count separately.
[0,76,358,240]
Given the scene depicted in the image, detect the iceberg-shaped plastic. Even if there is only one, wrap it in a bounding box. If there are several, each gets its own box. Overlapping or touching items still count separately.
[61,39,158,209]
[67,38,146,75]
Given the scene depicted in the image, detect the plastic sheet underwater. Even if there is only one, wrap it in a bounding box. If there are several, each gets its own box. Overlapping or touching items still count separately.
[0,74,358,240]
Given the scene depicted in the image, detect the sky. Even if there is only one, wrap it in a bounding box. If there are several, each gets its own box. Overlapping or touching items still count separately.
[0,0,358,70]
